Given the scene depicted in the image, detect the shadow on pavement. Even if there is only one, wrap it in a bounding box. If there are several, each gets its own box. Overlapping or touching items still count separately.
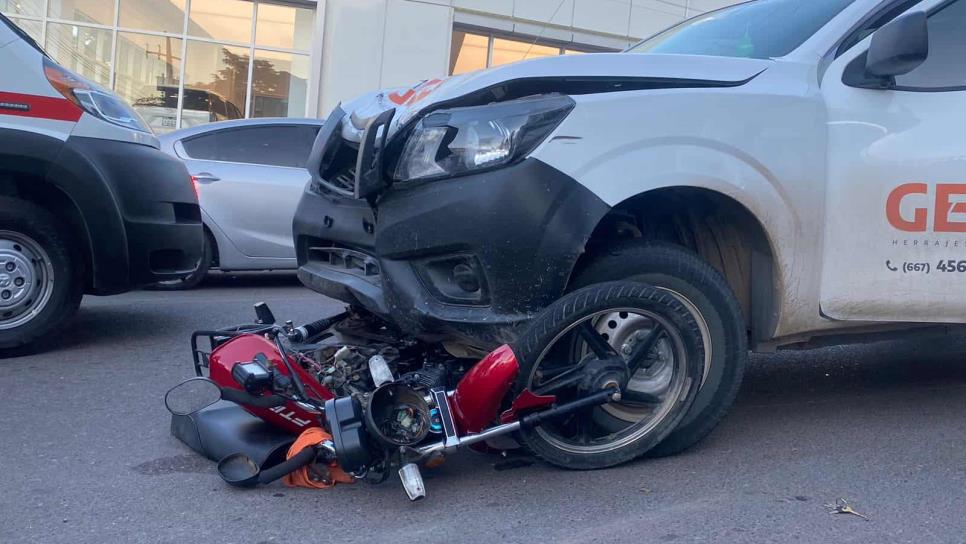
[193,271,302,289]
[1,305,186,358]
[741,332,966,403]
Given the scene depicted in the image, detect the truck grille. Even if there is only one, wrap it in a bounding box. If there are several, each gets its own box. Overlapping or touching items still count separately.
[329,166,357,194]
[307,245,380,284]
[314,116,361,196]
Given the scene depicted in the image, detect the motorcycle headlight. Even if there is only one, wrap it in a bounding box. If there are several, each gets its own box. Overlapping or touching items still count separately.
[44,58,151,133]
[393,94,574,182]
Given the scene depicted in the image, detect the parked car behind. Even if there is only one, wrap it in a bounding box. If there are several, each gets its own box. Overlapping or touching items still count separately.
[0,14,203,351]
[134,85,244,133]
[158,118,322,288]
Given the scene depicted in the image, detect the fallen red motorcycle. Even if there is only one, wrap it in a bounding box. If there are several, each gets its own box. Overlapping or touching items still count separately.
[166,281,705,500]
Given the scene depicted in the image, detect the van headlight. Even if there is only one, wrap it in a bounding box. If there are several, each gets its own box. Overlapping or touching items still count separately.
[44,57,151,133]
[392,95,574,182]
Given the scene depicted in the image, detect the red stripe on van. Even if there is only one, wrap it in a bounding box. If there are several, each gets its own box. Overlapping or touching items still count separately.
[0,91,82,122]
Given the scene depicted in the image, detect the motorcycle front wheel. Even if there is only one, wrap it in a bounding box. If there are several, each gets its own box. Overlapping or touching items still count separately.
[511,281,703,470]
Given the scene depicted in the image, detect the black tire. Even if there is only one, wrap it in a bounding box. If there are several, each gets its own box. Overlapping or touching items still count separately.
[147,229,213,291]
[511,281,704,470]
[0,197,83,353]
[570,241,747,457]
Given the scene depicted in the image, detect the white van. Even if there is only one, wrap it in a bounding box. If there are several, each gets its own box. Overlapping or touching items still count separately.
[0,14,203,352]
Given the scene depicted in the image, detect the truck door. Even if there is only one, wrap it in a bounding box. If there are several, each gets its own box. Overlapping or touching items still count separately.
[820,0,966,323]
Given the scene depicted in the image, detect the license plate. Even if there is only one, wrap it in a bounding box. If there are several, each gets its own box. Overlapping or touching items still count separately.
[161,117,176,128]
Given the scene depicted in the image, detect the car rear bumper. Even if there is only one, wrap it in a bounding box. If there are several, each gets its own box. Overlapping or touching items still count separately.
[294,158,610,347]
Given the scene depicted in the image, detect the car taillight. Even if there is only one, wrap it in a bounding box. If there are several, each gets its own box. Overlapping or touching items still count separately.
[190,175,201,201]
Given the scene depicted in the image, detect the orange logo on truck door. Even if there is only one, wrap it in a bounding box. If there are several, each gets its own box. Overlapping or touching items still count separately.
[887,183,966,233]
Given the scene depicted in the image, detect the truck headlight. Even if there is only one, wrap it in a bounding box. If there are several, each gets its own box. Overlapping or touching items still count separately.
[392,94,574,182]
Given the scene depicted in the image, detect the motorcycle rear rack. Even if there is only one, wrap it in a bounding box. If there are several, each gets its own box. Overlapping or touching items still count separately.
[190,324,273,377]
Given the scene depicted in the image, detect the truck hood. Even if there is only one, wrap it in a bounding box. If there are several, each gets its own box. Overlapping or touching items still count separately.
[337,53,771,142]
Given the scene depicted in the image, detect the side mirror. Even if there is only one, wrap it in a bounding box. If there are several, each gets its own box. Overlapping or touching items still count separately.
[165,377,223,416]
[867,10,929,77]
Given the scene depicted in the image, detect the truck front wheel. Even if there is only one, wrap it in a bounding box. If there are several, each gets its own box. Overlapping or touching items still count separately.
[570,240,748,456]
[0,197,83,353]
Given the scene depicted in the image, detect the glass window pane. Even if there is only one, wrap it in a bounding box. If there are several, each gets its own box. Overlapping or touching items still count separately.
[449,31,488,75]
[119,0,187,34]
[183,125,320,167]
[6,17,43,42]
[491,37,560,67]
[894,0,966,90]
[188,0,253,43]
[45,22,113,86]
[1,0,44,17]
[249,50,309,118]
[182,40,248,127]
[47,0,116,26]
[255,3,313,51]
[114,32,183,133]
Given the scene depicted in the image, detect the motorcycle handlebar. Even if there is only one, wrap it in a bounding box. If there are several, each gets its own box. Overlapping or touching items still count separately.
[256,445,319,484]
[288,312,349,343]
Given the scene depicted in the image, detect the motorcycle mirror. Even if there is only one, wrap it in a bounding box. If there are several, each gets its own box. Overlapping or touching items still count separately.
[164,377,223,416]
[217,452,262,487]
[218,445,320,488]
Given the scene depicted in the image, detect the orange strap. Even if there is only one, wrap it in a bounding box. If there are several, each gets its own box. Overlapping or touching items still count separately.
[282,427,355,489]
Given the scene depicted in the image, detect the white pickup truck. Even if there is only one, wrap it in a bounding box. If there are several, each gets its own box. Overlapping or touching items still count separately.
[294,0,966,461]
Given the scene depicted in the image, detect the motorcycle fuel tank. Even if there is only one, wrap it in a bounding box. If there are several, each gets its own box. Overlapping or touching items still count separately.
[208,334,333,434]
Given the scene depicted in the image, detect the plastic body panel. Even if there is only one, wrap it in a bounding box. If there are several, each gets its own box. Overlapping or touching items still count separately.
[450,344,520,434]
[295,158,609,347]
[208,334,332,434]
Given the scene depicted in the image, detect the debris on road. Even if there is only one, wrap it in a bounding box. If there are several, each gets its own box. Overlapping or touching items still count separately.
[825,498,870,521]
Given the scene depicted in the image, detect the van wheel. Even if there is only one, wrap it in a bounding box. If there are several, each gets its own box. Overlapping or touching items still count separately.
[570,241,747,457]
[147,230,213,291]
[0,197,83,353]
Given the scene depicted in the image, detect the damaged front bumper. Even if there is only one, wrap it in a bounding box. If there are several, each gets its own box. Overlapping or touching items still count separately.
[294,110,610,348]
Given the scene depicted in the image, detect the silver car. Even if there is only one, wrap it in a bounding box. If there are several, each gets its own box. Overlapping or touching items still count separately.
[158,118,322,288]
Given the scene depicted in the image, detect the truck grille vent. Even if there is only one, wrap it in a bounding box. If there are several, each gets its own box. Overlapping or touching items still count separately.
[316,136,359,196]
[307,246,380,281]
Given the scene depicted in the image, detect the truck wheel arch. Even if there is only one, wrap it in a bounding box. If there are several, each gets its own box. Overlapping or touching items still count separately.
[574,186,778,344]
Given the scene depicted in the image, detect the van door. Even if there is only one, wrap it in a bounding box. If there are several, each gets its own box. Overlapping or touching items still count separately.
[820,0,966,322]
[179,123,320,260]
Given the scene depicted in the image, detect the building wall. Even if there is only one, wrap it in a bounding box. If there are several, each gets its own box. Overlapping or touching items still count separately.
[313,0,742,114]
[3,0,746,124]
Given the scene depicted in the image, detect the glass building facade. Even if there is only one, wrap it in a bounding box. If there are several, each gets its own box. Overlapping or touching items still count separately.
[449,28,604,76]
[1,0,314,132]
[4,0,739,132]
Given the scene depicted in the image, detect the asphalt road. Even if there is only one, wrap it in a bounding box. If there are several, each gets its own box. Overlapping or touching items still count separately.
[3,273,966,544]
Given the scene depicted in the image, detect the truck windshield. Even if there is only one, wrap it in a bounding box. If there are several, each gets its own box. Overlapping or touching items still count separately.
[627,0,856,59]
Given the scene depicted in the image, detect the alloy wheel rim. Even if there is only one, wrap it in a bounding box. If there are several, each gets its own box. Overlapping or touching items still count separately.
[0,231,55,330]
